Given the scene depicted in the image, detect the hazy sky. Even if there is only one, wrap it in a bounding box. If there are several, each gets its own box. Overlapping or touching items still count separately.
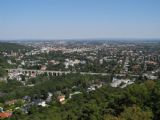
[0,0,160,40]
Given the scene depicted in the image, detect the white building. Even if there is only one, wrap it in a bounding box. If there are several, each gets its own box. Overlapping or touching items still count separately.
[111,77,134,88]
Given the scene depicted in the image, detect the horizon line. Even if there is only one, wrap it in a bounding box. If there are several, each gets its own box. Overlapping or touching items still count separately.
[0,37,160,41]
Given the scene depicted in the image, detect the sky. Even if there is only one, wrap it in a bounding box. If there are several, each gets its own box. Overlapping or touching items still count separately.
[0,0,160,40]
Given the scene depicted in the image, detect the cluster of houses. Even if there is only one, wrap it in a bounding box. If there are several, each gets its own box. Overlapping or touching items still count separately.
[2,51,18,57]
[24,46,96,56]
[0,79,106,119]
[2,41,160,78]
[0,92,70,118]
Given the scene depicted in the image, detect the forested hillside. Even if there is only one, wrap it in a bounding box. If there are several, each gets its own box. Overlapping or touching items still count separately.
[0,42,31,52]
[4,79,160,120]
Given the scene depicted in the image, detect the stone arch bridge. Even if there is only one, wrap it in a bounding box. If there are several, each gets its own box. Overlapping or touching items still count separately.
[6,69,110,76]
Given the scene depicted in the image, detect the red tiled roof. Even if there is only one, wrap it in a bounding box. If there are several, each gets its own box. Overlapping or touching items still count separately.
[0,112,12,119]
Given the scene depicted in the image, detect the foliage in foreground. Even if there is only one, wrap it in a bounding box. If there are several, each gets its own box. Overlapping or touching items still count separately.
[4,79,160,120]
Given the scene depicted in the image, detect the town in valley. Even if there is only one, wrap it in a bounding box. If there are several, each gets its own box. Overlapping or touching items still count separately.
[0,40,160,119]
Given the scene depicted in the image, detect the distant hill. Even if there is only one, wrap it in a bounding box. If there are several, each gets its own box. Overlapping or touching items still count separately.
[0,42,32,52]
